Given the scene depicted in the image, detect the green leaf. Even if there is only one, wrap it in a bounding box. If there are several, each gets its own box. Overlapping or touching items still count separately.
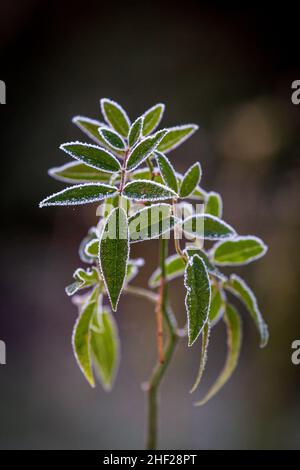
[85,238,99,257]
[39,183,118,207]
[98,127,126,151]
[190,321,210,393]
[183,214,236,240]
[205,191,223,218]
[49,162,112,184]
[79,227,98,263]
[212,236,268,266]
[126,130,166,171]
[123,180,176,202]
[209,286,225,326]
[155,151,178,193]
[99,208,129,311]
[90,309,120,391]
[184,255,211,346]
[149,248,225,288]
[180,163,202,198]
[157,124,198,153]
[129,204,173,243]
[72,288,99,387]
[128,116,143,147]
[224,274,269,347]
[72,116,106,144]
[60,142,121,173]
[131,167,164,184]
[142,103,165,136]
[101,98,130,137]
[195,303,242,406]
[185,248,227,282]
[74,267,99,285]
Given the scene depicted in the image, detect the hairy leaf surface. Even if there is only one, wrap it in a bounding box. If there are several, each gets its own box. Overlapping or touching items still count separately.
[60,142,121,173]
[142,103,165,136]
[212,236,267,265]
[100,98,130,137]
[39,183,117,207]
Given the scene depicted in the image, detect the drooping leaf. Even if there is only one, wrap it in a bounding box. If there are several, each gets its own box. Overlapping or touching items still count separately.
[190,321,210,393]
[184,255,211,346]
[100,98,130,137]
[205,191,223,218]
[142,103,165,136]
[129,204,173,243]
[126,130,166,171]
[180,162,202,198]
[99,208,129,311]
[195,303,242,406]
[72,116,106,144]
[60,142,121,173]
[209,285,226,326]
[123,180,176,202]
[212,236,268,266]
[98,127,126,151]
[224,274,269,347]
[183,214,236,240]
[90,309,120,391]
[128,116,143,147]
[48,162,112,184]
[155,151,178,193]
[39,183,118,207]
[157,124,198,153]
[72,288,99,387]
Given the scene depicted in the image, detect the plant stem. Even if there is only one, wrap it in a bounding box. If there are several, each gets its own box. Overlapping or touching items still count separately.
[145,237,179,450]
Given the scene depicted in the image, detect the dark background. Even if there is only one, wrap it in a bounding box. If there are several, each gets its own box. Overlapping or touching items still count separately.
[0,1,300,449]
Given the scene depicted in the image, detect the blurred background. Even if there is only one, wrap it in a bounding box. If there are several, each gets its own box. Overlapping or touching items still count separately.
[0,0,300,450]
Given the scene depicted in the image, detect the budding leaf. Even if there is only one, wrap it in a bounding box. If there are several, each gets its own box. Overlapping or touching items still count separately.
[142,103,165,136]
[79,227,98,263]
[126,130,166,171]
[85,238,99,257]
[224,274,269,347]
[72,116,106,144]
[128,203,174,243]
[101,98,130,137]
[190,321,210,394]
[195,303,242,406]
[72,288,99,387]
[39,183,118,207]
[66,280,85,296]
[155,151,178,193]
[184,255,211,346]
[212,236,268,266]
[180,162,202,198]
[98,127,126,151]
[99,208,129,311]
[183,214,236,240]
[205,191,223,218]
[60,142,121,173]
[123,180,176,202]
[49,162,112,184]
[157,124,198,153]
[128,116,143,147]
[90,309,120,391]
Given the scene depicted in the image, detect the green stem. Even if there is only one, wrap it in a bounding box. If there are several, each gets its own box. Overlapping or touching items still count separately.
[145,237,179,450]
